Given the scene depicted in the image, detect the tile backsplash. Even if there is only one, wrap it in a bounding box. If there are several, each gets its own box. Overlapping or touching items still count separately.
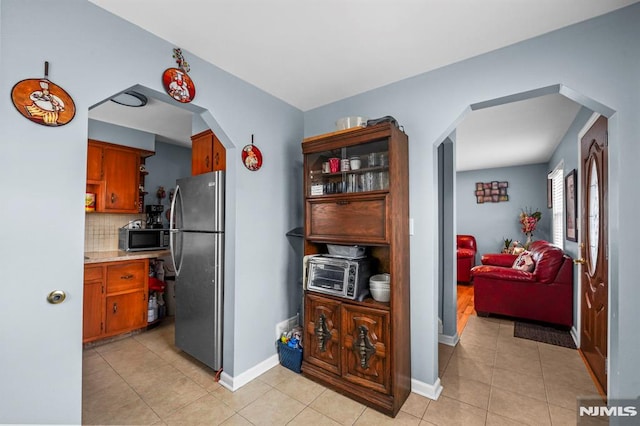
[85,213,145,252]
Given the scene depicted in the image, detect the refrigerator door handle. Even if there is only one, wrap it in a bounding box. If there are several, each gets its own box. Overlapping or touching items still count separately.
[170,184,184,277]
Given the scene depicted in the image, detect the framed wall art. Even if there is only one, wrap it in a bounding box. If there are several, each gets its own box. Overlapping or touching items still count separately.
[565,169,577,242]
[475,181,508,203]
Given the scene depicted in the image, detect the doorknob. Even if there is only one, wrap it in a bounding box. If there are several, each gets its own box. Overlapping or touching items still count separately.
[47,290,66,304]
[574,258,586,265]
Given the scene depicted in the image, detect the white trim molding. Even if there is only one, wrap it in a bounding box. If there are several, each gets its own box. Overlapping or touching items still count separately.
[218,354,280,392]
[438,333,459,347]
[411,377,443,401]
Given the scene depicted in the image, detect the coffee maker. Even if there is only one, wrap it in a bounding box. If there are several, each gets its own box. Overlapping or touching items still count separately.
[145,204,164,229]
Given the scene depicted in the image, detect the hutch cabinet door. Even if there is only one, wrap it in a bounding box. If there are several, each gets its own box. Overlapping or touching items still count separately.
[103,147,139,212]
[341,304,391,394]
[306,194,388,244]
[304,294,342,375]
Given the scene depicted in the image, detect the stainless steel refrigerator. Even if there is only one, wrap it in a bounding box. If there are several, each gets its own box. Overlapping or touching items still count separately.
[170,171,224,371]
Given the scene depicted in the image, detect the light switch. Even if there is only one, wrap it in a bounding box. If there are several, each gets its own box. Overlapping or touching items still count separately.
[409,218,414,235]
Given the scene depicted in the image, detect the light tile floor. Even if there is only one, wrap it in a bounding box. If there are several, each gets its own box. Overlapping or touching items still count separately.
[83,315,601,425]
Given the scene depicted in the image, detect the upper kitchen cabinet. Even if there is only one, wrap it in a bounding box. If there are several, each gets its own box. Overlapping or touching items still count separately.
[192,129,226,175]
[86,140,154,214]
[86,142,103,181]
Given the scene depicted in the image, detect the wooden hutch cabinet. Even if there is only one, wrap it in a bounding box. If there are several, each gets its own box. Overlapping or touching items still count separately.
[301,123,410,417]
[86,140,153,213]
[83,259,149,343]
[191,129,226,175]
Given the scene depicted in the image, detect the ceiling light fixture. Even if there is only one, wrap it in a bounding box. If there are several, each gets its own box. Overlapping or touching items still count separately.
[110,91,148,107]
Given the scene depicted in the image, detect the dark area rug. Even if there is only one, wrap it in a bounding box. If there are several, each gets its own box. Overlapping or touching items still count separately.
[514,321,577,349]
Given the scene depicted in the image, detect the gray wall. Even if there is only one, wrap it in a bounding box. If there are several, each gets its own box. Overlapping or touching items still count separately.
[144,141,192,228]
[456,163,550,258]
[0,1,302,423]
[547,105,595,258]
[88,118,156,152]
[303,4,640,399]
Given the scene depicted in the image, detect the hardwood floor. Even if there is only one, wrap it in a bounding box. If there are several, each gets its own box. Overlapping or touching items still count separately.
[457,282,476,335]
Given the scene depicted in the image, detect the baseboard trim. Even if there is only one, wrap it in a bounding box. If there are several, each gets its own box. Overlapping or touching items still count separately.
[438,333,459,346]
[570,326,579,347]
[218,354,279,392]
[221,352,446,404]
[411,377,443,401]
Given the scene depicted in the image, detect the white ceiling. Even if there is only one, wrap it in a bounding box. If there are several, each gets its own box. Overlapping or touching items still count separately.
[87,0,635,169]
[456,94,582,171]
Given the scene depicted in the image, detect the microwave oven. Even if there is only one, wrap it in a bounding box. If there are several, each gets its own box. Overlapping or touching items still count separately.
[118,228,170,252]
[306,256,371,301]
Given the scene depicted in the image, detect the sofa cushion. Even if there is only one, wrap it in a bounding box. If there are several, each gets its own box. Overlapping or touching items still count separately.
[471,265,535,282]
[528,241,566,283]
[512,251,535,272]
[481,253,519,267]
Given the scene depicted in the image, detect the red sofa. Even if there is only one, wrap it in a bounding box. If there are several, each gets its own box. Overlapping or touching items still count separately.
[456,235,477,283]
[471,240,573,326]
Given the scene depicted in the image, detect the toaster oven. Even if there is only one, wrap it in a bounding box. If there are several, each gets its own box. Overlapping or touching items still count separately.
[306,256,371,301]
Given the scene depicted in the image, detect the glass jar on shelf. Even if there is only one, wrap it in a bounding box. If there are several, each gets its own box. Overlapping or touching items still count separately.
[305,139,390,196]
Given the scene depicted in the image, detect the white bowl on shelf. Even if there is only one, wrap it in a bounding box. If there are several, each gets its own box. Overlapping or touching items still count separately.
[370,273,390,286]
[370,287,390,302]
[369,273,391,302]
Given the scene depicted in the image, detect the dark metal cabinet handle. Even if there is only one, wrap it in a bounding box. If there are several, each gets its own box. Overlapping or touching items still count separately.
[205,155,210,168]
[120,274,134,280]
[111,193,116,203]
[113,303,118,314]
[336,200,350,205]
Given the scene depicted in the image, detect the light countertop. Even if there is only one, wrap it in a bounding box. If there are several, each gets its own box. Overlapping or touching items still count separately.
[84,250,171,264]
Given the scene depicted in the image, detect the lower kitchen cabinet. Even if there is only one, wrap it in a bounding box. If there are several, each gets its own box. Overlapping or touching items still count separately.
[83,266,104,342]
[105,291,147,334]
[83,259,149,343]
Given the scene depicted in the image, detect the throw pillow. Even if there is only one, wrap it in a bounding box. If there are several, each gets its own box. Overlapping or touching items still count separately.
[512,251,535,272]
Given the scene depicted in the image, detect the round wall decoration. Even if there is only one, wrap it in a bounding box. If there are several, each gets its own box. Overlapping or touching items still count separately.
[242,135,263,171]
[162,68,195,103]
[11,62,75,127]
[162,48,195,103]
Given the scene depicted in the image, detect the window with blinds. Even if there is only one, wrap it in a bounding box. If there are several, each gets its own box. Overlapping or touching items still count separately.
[548,165,564,247]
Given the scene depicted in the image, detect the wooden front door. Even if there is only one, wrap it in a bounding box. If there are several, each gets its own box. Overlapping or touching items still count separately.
[579,115,608,394]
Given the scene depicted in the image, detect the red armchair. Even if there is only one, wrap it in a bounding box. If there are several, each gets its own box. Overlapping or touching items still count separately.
[471,240,573,326]
[456,235,477,283]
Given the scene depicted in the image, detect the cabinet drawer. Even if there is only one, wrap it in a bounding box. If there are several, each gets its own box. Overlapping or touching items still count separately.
[106,261,146,293]
[84,265,103,282]
[306,194,388,243]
